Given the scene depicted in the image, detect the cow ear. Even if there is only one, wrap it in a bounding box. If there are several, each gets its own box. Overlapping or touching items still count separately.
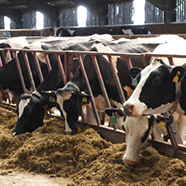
[170,66,185,83]
[41,90,56,103]
[148,115,155,126]
[130,67,142,78]
[76,91,91,104]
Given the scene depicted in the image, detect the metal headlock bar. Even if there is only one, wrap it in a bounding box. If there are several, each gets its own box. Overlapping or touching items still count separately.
[1,48,186,161]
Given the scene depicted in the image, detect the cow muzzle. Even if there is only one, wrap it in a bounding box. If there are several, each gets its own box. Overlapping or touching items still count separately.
[124,105,133,116]
[123,158,137,166]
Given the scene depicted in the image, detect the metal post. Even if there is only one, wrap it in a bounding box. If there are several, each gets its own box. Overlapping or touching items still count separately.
[44,53,52,72]
[108,55,126,103]
[33,51,44,83]
[55,53,67,85]
[125,56,133,68]
[23,52,36,91]
[168,57,174,65]
[14,51,27,93]
[77,54,101,126]
[91,55,111,108]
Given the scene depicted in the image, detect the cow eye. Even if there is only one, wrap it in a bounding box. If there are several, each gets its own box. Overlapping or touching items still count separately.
[152,77,161,86]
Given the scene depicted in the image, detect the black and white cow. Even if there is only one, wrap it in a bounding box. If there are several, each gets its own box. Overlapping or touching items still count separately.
[112,59,186,166]
[106,40,186,166]
[14,61,65,135]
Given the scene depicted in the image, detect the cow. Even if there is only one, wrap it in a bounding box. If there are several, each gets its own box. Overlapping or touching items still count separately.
[104,40,186,166]
[111,59,186,165]
[14,61,65,135]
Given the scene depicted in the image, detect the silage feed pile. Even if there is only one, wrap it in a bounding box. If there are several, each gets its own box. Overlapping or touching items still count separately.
[0,107,186,186]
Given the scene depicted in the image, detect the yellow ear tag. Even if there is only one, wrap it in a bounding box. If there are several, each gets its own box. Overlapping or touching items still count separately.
[159,121,166,128]
[115,112,119,118]
[82,97,87,103]
[173,71,180,83]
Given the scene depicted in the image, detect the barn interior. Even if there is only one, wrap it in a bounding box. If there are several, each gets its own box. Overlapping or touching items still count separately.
[0,1,186,186]
[0,0,184,37]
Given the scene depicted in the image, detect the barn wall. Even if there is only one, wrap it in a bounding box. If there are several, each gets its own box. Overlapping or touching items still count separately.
[22,11,36,28]
[0,16,4,29]
[176,0,186,22]
[86,11,99,26]
[44,15,53,28]
[59,8,77,27]
[145,1,164,23]
[108,2,134,25]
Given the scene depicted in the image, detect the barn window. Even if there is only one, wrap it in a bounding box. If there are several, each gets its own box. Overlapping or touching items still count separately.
[36,11,44,29]
[133,0,145,24]
[77,6,87,27]
[4,16,10,29]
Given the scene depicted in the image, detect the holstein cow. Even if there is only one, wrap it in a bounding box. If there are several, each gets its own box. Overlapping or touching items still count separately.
[14,61,65,135]
[120,59,186,165]
[105,40,186,166]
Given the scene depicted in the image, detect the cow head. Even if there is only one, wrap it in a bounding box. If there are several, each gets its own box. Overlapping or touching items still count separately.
[105,108,155,165]
[44,81,91,134]
[123,115,155,165]
[123,59,186,116]
[14,91,56,135]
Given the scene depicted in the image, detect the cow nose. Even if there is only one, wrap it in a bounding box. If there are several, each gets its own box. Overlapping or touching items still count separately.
[123,159,137,166]
[12,132,16,137]
[124,105,133,116]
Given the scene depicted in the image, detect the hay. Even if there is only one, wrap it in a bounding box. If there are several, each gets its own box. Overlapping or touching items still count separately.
[0,107,185,186]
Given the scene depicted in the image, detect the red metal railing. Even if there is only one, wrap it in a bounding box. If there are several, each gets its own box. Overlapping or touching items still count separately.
[0,47,186,126]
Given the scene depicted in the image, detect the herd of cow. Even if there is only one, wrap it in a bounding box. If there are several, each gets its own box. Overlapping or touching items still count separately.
[0,34,186,166]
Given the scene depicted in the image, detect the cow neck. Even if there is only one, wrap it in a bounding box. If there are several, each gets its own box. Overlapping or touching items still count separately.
[32,90,43,99]
[66,81,80,92]
[169,82,182,114]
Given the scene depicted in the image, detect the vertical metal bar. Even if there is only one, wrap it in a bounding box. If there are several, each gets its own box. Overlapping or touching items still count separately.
[0,56,3,67]
[77,54,101,126]
[108,55,126,103]
[23,52,36,91]
[44,53,52,72]
[91,55,111,108]
[64,52,68,80]
[14,51,27,93]
[55,53,67,85]
[168,57,174,65]
[125,56,133,68]
[33,51,44,83]
[1,50,7,64]
[67,53,74,80]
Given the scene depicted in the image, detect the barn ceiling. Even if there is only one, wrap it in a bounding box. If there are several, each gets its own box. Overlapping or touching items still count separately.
[0,0,176,24]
